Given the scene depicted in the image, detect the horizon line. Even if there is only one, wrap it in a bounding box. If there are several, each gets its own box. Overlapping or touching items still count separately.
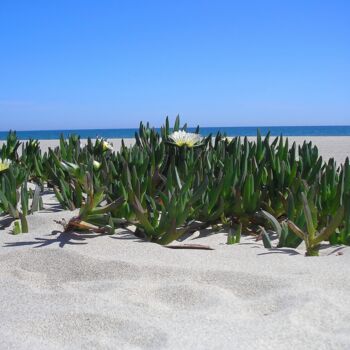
[1,124,350,133]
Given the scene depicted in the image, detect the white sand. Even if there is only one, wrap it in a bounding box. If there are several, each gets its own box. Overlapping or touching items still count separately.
[0,137,350,349]
[2,136,349,163]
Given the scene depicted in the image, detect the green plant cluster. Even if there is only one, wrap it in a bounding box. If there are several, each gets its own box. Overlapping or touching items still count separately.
[0,118,349,255]
[0,132,43,233]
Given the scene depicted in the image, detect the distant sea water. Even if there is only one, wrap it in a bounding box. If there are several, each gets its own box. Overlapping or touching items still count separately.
[1,125,350,140]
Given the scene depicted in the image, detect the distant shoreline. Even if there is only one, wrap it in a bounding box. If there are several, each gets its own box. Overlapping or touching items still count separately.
[1,125,350,140]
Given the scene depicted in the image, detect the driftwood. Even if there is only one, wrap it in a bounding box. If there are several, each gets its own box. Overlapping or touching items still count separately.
[165,244,214,250]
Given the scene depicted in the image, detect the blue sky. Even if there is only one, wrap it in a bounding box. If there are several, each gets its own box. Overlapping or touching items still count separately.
[0,0,349,130]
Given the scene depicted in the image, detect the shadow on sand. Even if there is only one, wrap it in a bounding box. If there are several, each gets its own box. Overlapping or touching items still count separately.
[257,248,301,256]
[3,229,143,249]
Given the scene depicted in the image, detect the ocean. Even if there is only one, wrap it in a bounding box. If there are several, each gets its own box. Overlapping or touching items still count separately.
[1,125,350,140]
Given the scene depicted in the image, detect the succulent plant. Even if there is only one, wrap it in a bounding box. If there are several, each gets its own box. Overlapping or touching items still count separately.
[287,192,344,256]
[1,117,349,254]
[260,210,302,249]
[227,223,242,245]
[0,163,43,233]
[1,130,20,162]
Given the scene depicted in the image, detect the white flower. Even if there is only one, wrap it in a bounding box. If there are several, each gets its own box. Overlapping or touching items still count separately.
[93,160,101,170]
[168,131,201,147]
[101,140,113,151]
[0,159,11,173]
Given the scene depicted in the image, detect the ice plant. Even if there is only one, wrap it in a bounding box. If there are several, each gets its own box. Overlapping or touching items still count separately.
[0,159,11,173]
[1,117,349,251]
[168,130,201,147]
[287,193,344,256]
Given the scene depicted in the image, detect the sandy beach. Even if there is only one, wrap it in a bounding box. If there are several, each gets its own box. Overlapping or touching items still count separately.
[2,136,349,164]
[1,137,350,349]
[3,0,349,347]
